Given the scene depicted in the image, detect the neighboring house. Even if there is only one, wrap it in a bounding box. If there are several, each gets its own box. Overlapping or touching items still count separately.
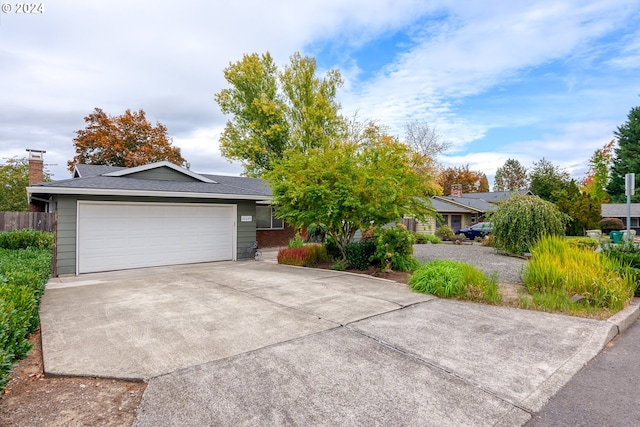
[601,203,640,233]
[414,190,533,234]
[27,161,283,275]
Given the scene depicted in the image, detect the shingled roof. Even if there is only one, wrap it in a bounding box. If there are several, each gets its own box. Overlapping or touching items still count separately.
[29,162,272,200]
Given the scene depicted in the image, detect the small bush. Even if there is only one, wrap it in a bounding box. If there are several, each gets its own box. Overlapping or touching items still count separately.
[344,241,376,270]
[566,237,599,250]
[287,233,304,249]
[360,227,376,242]
[277,244,329,267]
[372,224,417,272]
[324,237,342,260]
[602,243,640,297]
[0,229,54,250]
[277,247,306,266]
[435,226,454,241]
[329,259,347,271]
[599,217,624,231]
[409,260,500,303]
[415,234,441,244]
[303,244,329,266]
[481,234,495,247]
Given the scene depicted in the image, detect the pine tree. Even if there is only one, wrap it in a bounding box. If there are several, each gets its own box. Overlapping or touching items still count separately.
[607,106,640,202]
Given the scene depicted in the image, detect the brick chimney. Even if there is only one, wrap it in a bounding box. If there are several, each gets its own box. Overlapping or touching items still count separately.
[450,183,462,198]
[26,149,46,185]
[26,149,46,212]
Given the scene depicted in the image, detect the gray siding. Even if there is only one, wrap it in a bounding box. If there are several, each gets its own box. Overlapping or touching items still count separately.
[54,194,256,275]
[127,168,198,181]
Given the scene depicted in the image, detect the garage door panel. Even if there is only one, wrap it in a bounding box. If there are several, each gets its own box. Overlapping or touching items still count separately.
[78,202,235,274]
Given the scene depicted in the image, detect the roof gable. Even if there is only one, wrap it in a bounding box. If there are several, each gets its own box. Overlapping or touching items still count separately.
[103,161,216,183]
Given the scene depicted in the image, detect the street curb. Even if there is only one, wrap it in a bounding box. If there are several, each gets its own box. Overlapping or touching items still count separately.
[606,297,640,335]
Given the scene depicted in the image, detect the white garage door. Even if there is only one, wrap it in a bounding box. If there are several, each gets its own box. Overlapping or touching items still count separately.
[77,202,235,274]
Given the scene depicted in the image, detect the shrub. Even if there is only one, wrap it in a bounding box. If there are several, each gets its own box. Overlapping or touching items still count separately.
[523,235,635,314]
[0,229,54,250]
[303,244,329,266]
[329,259,347,271]
[287,232,304,249]
[277,247,306,266]
[0,247,52,391]
[566,237,599,250]
[277,244,328,267]
[344,241,376,270]
[435,225,454,241]
[492,195,565,254]
[602,243,640,296]
[599,217,624,231]
[324,237,342,260]
[372,224,417,272]
[409,260,500,303]
[481,234,495,247]
[415,234,441,244]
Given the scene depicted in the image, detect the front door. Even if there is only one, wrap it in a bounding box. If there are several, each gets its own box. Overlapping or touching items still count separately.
[451,215,462,232]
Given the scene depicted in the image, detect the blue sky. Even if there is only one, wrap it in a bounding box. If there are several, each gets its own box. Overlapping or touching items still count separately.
[1,0,639,188]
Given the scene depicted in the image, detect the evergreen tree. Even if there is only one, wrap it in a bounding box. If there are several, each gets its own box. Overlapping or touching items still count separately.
[607,105,640,202]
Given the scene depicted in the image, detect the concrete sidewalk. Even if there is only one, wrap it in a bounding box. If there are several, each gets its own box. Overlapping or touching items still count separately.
[39,262,640,426]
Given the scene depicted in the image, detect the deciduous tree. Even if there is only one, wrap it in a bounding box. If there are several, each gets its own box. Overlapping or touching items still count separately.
[68,108,184,171]
[607,105,640,202]
[265,124,437,260]
[493,158,529,192]
[215,52,344,177]
[438,165,487,195]
[0,157,50,211]
[583,140,614,202]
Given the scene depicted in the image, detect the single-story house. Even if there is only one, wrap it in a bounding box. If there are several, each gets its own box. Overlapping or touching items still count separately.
[27,160,296,276]
[414,190,533,234]
[601,203,640,233]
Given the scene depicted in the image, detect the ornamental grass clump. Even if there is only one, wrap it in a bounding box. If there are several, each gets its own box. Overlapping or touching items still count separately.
[409,260,501,304]
[277,244,328,267]
[523,235,634,315]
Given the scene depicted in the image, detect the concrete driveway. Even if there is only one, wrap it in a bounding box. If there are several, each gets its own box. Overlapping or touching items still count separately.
[40,261,639,426]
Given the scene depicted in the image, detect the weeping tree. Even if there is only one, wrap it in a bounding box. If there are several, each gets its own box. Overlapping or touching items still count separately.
[492,194,566,254]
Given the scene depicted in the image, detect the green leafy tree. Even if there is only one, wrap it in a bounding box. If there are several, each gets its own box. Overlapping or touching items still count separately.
[0,157,50,211]
[607,106,640,202]
[68,108,184,172]
[529,158,571,201]
[265,126,437,260]
[583,140,614,202]
[215,52,344,177]
[493,158,529,191]
[492,194,565,254]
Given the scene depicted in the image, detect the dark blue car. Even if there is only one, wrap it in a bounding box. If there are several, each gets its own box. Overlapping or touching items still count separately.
[458,222,493,239]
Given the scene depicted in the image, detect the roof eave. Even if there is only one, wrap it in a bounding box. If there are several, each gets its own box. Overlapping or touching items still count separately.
[26,186,271,201]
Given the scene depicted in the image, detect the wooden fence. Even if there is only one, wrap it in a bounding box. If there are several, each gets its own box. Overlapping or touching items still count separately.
[0,212,56,232]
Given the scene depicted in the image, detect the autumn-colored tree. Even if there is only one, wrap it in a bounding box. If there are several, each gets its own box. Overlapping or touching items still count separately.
[494,158,529,191]
[215,52,345,177]
[438,165,488,196]
[582,140,614,202]
[0,157,51,211]
[68,108,185,172]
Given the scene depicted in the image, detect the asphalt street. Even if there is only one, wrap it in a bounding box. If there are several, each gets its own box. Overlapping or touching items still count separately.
[527,318,640,426]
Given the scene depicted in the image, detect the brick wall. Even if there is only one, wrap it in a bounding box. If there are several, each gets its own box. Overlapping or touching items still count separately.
[257,226,297,248]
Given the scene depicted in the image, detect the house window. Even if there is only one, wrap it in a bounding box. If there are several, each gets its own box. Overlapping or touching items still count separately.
[623,217,640,227]
[437,215,449,228]
[256,206,284,229]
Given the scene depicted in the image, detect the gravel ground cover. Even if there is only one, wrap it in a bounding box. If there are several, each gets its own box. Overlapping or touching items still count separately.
[413,242,526,285]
